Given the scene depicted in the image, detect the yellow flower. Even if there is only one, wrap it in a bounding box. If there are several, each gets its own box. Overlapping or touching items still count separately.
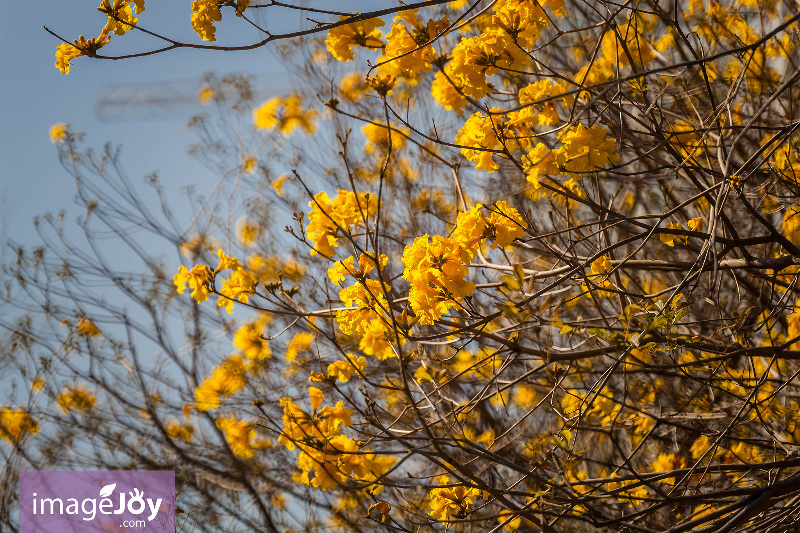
[253,95,316,136]
[233,314,272,360]
[452,205,488,251]
[241,155,257,175]
[191,0,222,41]
[286,332,315,362]
[783,204,800,244]
[180,233,219,258]
[197,84,215,105]
[31,377,46,393]
[194,355,250,411]
[687,217,704,232]
[236,218,261,246]
[216,416,270,458]
[363,123,408,154]
[174,264,213,303]
[691,434,712,459]
[55,32,111,74]
[325,15,385,62]
[98,0,144,36]
[454,109,505,172]
[438,28,528,104]
[217,269,256,313]
[378,11,449,79]
[339,72,368,102]
[427,475,483,520]
[306,190,377,256]
[660,222,685,247]
[327,253,388,285]
[591,256,612,276]
[491,0,548,48]
[165,420,194,443]
[651,452,686,482]
[518,79,574,126]
[49,123,68,143]
[57,384,97,414]
[366,74,398,97]
[76,317,101,337]
[0,406,39,444]
[402,234,476,324]
[431,71,468,114]
[557,124,621,175]
[272,173,290,196]
[327,355,367,382]
[487,201,527,248]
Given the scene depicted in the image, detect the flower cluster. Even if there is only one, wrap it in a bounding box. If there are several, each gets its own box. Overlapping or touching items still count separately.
[427,475,484,521]
[279,388,394,491]
[306,190,377,257]
[194,355,250,411]
[402,202,526,324]
[216,415,271,458]
[325,16,385,62]
[253,95,316,136]
[0,406,39,444]
[55,32,111,75]
[98,0,145,36]
[57,384,97,414]
[331,253,401,360]
[191,0,249,42]
[524,124,620,185]
[379,10,449,81]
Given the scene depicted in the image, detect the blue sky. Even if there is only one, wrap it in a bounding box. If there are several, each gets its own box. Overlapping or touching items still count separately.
[0,1,313,248]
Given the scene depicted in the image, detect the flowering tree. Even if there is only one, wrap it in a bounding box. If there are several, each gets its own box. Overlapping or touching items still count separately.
[5,0,800,531]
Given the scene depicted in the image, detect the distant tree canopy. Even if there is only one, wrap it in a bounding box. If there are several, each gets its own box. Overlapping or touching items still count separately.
[4,0,800,532]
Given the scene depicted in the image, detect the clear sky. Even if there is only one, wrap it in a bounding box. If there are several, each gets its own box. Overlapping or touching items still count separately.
[0,0,310,248]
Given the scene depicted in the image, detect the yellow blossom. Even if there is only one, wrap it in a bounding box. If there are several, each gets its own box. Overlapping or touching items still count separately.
[49,123,68,143]
[76,317,102,337]
[378,11,449,79]
[427,475,483,520]
[55,31,111,74]
[518,79,574,126]
[591,256,612,276]
[691,434,712,459]
[0,406,39,444]
[197,84,215,105]
[487,201,527,248]
[363,123,409,154]
[217,269,256,313]
[272,173,290,196]
[306,190,377,256]
[286,332,315,362]
[402,234,476,324]
[190,0,222,41]
[57,384,97,414]
[194,355,249,411]
[216,415,270,458]
[241,155,257,175]
[253,95,316,136]
[327,355,367,382]
[233,314,272,360]
[557,124,621,175]
[166,420,194,443]
[174,264,213,303]
[236,218,261,246]
[431,71,468,114]
[98,0,144,36]
[660,222,685,247]
[325,15,385,62]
